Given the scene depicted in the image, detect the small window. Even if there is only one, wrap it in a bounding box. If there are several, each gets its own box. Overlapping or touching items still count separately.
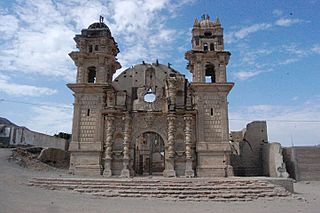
[88,67,96,83]
[203,43,208,51]
[89,45,93,53]
[95,45,98,51]
[210,108,213,116]
[195,37,199,46]
[210,43,214,51]
[87,109,90,116]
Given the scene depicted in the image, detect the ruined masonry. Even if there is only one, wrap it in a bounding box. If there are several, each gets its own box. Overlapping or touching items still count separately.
[68,15,234,177]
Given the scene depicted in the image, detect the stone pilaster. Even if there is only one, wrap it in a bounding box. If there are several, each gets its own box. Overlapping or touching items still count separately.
[121,112,131,177]
[71,95,81,143]
[103,114,115,177]
[164,113,176,177]
[184,114,194,177]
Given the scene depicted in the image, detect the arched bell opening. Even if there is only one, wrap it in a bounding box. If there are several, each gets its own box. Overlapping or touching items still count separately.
[205,63,215,83]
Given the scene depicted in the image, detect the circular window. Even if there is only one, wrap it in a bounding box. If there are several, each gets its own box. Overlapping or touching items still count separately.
[144,93,156,103]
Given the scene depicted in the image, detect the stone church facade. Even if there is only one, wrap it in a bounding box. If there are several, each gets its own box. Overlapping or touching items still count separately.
[68,14,234,177]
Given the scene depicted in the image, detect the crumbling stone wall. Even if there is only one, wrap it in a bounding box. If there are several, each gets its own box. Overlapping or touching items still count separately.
[230,121,268,176]
[283,146,320,181]
[263,142,289,178]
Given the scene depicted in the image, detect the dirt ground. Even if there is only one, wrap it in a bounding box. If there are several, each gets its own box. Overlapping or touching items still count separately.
[0,148,319,213]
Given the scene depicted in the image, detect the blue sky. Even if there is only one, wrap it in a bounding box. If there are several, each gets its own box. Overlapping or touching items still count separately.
[0,0,319,146]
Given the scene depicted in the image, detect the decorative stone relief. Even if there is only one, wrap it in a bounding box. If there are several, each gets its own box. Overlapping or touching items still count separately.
[184,113,194,177]
[167,76,177,110]
[121,112,132,177]
[103,114,115,177]
[164,113,176,177]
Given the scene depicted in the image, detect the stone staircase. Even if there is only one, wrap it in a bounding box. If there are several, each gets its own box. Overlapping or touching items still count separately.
[28,177,291,201]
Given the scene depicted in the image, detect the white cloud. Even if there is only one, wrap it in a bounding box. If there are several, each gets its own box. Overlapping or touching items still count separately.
[311,44,320,54]
[106,0,190,71]
[272,9,283,17]
[229,98,320,146]
[0,0,193,82]
[26,104,73,135]
[232,71,261,80]
[226,16,306,44]
[225,23,271,43]
[276,44,309,65]
[279,58,299,65]
[235,23,272,39]
[281,44,308,57]
[0,13,19,39]
[230,41,317,81]
[0,74,57,96]
[275,18,304,27]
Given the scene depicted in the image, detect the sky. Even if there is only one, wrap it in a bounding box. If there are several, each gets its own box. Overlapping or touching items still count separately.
[0,0,319,147]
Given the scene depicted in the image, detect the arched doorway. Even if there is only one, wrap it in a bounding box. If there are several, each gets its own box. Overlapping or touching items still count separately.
[134,132,165,175]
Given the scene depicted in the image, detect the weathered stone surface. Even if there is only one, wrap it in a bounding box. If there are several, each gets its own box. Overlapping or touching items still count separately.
[230,121,268,176]
[283,146,320,181]
[28,177,293,201]
[67,15,233,177]
[263,143,289,178]
[38,148,69,168]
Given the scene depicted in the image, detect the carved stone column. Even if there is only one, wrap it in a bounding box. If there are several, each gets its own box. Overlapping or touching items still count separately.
[167,76,177,110]
[121,112,131,177]
[184,114,194,177]
[164,113,176,177]
[103,114,115,177]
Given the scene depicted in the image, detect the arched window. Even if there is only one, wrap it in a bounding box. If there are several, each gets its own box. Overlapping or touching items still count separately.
[210,43,214,51]
[205,63,215,83]
[88,67,96,83]
[89,45,93,53]
[203,43,208,51]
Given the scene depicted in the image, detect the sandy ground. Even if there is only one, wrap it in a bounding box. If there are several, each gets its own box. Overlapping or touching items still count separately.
[0,148,319,213]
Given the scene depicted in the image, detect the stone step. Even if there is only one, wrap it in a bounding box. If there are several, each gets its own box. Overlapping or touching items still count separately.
[30,177,268,184]
[28,181,275,190]
[27,177,291,201]
[29,178,272,186]
[29,186,279,196]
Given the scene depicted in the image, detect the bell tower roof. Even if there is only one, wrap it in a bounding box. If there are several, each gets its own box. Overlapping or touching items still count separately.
[79,16,112,38]
[68,15,121,85]
[88,22,109,29]
[199,14,214,28]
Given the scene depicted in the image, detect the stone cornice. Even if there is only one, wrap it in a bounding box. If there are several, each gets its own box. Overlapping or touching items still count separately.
[191,82,234,93]
[67,83,113,93]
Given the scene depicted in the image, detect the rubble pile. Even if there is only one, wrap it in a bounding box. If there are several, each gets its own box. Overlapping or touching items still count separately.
[8,147,69,171]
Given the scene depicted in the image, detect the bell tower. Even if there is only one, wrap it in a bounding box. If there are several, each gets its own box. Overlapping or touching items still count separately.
[186,14,230,83]
[185,14,234,177]
[67,18,121,175]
